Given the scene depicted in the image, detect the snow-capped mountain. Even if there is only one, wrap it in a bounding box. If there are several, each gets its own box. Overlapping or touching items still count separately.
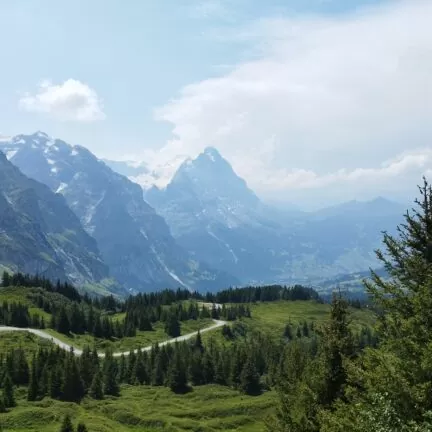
[144,147,406,285]
[145,147,293,282]
[0,149,109,286]
[2,132,238,292]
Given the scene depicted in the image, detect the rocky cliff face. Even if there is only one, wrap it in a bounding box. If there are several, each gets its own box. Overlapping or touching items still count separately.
[0,150,108,285]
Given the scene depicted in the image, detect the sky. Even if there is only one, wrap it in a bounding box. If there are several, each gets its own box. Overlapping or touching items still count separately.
[0,0,431,209]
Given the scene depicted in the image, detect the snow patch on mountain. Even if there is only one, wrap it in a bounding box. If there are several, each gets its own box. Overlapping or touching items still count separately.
[207,228,239,263]
[150,245,191,290]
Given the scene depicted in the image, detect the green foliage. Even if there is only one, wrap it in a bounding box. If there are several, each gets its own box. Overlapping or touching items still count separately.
[240,355,261,396]
[89,370,104,400]
[167,346,189,394]
[321,178,432,430]
[59,414,74,432]
[2,373,15,408]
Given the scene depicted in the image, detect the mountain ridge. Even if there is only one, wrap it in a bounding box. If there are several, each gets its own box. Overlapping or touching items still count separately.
[0,149,110,287]
[2,132,238,293]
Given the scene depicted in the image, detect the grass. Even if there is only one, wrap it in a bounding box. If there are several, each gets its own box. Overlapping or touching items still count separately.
[1,385,275,432]
[0,332,54,357]
[245,300,375,334]
[44,318,214,352]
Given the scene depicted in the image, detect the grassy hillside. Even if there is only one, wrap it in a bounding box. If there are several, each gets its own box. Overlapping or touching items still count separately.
[1,385,275,432]
[0,284,376,432]
[43,318,214,352]
[0,285,216,351]
[245,300,375,334]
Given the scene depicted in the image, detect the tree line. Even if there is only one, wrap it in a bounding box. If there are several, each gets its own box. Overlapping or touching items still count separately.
[203,284,321,304]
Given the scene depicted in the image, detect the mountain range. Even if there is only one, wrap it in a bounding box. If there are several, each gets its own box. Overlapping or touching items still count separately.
[0,131,406,294]
[1,132,237,293]
[143,147,405,285]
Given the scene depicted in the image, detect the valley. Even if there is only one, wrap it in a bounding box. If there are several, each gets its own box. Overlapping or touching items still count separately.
[0,132,405,293]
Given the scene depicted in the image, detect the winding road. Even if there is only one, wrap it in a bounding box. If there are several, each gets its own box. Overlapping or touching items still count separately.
[0,319,227,358]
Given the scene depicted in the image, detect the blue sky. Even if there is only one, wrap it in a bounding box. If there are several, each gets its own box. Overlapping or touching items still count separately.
[0,0,431,208]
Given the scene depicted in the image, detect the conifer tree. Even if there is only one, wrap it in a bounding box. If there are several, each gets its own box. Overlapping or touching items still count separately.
[284,323,293,340]
[76,424,88,432]
[2,373,15,408]
[0,395,5,413]
[194,331,204,353]
[240,355,261,395]
[167,347,188,393]
[59,414,74,432]
[134,353,148,385]
[151,353,164,386]
[27,355,39,401]
[1,270,10,287]
[103,350,120,397]
[49,366,63,399]
[89,370,104,400]
[62,353,85,402]
[79,346,94,391]
[188,351,204,385]
[164,313,181,337]
[57,307,70,335]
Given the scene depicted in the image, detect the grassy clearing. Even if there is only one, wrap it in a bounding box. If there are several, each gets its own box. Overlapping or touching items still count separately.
[244,300,375,336]
[1,385,275,432]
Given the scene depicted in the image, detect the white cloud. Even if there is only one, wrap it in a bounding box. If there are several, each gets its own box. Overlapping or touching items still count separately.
[154,0,432,205]
[19,79,105,122]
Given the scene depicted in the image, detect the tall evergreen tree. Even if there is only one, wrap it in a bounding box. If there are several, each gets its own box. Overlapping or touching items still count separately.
[27,355,39,401]
[239,355,261,395]
[62,353,85,402]
[103,350,120,397]
[49,366,63,399]
[2,373,15,408]
[321,178,432,431]
[89,370,104,400]
[167,347,188,393]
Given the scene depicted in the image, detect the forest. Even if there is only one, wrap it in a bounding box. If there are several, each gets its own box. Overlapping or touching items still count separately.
[0,178,431,431]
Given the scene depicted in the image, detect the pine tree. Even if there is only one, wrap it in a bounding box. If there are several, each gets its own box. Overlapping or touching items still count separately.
[89,370,104,400]
[2,373,15,408]
[302,321,310,338]
[164,313,181,337]
[56,307,70,334]
[151,353,164,386]
[76,424,88,432]
[0,395,5,413]
[134,354,148,385]
[239,355,261,395]
[62,353,85,402]
[15,348,29,385]
[27,355,39,401]
[59,414,74,432]
[167,347,188,393]
[194,331,204,353]
[320,178,432,430]
[103,351,120,397]
[318,294,353,407]
[188,351,204,385]
[49,366,63,399]
[284,323,293,340]
[1,270,10,287]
